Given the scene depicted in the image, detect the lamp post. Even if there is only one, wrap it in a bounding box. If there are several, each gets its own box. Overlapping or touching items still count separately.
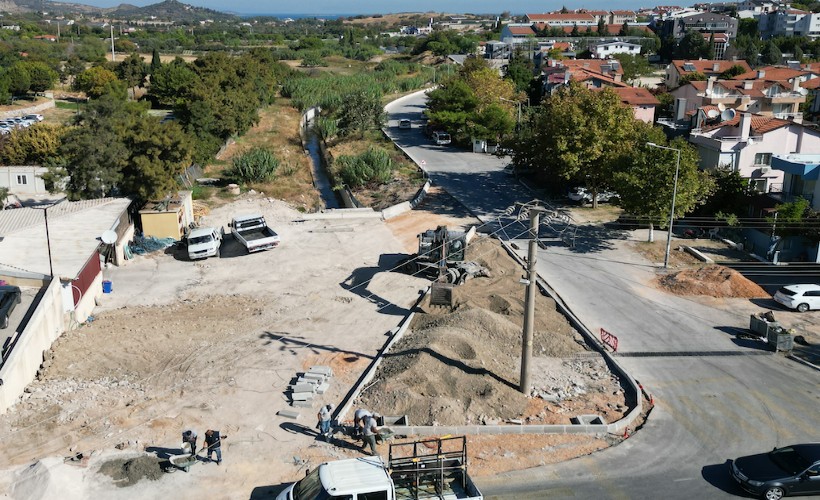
[646,142,681,269]
[499,97,522,127]
[31,199,66,278]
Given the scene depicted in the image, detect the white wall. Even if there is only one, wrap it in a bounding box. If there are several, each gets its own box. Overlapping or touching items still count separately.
[0,166,49,195]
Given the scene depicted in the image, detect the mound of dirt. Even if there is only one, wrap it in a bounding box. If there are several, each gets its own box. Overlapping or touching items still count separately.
[658,265,768,298]
[357,237,626,426]
[98,455,162,487]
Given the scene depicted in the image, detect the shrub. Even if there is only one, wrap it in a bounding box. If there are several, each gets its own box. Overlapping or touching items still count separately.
[228,147,280,183]
[336,147,394,188]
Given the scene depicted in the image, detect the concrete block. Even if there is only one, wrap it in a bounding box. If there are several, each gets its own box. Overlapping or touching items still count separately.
[292,400,312,408]
[316,382,330,394]
[309,366,333,377]
[291,391,315,402]
[302,373,324,382]
[277,410,300,420]
[290,383,316,393]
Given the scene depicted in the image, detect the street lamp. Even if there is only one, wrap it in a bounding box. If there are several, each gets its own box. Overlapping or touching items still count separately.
[499,97,523,127]
[31,198,66,278]
[646,142,681,270]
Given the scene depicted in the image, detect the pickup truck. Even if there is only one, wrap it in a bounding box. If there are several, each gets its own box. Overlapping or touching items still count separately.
[277,436,482,500]
[186,227,223,260]
[229,214,280,253]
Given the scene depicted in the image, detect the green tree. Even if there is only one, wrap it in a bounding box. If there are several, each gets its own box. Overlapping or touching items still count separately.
[706,33,716,60]
[505,54,534,93]
[678,71,708,86]
[7,62,31,97]
[0,123,65,165]
[760,41,782,65]
[613,54,652,81]
[149,57,197,107]
[73,66,123,99]
[26,62,59,93]
[676,29,710,59]
[151,48,162,73]
[694,167,753,218]
[597,18,607,35]
[337,89,384,137]
[612,124,715,241]
[512,83,639,207]
[619,22,630,36]
[719,64,749,79]
[570,24,580,37]
[116,52,148,96]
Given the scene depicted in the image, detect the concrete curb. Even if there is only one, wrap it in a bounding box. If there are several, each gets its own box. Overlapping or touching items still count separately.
[787,353,820,372]
[681,245,714,263]
[299,209,382,220]
[497,240,643,436]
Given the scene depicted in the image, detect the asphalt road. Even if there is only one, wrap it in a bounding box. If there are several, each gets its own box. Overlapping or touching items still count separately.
[386,92,820,499]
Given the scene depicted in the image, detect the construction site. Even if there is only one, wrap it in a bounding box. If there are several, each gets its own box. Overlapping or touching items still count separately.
[1,190,814,499]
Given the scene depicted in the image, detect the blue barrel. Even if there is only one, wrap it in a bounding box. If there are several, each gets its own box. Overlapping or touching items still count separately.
[102,280,112,293]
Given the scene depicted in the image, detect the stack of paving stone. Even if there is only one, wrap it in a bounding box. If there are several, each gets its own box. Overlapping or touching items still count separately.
[287,365,334,408]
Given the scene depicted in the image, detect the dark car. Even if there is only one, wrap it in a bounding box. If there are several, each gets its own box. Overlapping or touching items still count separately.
[730,444,820,499]
[0,285,22,329]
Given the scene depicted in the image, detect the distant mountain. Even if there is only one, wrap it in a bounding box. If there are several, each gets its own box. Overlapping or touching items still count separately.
[1,0,238,21]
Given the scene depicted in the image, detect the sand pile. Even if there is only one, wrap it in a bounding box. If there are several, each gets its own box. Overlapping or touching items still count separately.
[356,237,626,426]
[658,265,768,298]
[98,455,163,487]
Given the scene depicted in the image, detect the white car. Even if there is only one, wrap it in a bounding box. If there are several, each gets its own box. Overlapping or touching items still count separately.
[398,119,411,129]
[773,284,820,312]
[22,114,44,122]
[567,187,618,204]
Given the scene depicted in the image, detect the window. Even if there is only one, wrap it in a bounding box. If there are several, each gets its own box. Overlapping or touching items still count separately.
[16,174,28,185]
[358,491,388,500]
[754,153,772,166]
[750,178,767,193]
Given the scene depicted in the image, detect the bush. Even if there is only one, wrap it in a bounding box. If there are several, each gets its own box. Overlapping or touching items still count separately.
[336,147,394,188]
[228,147,280,183]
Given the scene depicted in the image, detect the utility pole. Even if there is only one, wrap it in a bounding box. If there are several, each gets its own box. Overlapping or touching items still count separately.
[520,206,544,395]
[110,24,115,62]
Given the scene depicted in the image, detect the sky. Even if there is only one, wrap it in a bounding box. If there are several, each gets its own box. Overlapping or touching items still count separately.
[72,0,649,16]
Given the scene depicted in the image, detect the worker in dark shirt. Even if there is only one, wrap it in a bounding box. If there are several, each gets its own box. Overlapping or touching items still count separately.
[204,429,227,465]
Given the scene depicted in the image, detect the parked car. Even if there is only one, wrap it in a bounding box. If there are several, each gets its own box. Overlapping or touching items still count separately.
[730,443,820,499]
[773,284,820,312]
[23,114,44,122]
[567,187,618,204]
[0,285,22,330]
[398,119,412,129]
[229,214,280,253]
[186,226,223,260]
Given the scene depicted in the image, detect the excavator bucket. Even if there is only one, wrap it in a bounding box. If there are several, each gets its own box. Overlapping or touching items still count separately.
[429,282,454,307]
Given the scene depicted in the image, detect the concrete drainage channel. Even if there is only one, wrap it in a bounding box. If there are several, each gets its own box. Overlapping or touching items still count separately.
[333,240,644,437]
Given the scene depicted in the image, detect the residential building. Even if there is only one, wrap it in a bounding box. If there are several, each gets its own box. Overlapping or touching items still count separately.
[501,24,536,44]
[581,10,610,23]
[737,0,780,15]
[657,12,738,40]
[670,76,807,121]
[759,8,820,39]
[588,41,642,59]
[610,10,637,24]
[665,59,753,88]
[608,87,660,123]
[771,153,819,209]
[703,32,730,60]
[0,166,49,197]
[525,13,596,26]
[688,112,820,194]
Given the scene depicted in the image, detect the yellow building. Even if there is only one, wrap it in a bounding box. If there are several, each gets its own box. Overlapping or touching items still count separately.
[138,191,193,240]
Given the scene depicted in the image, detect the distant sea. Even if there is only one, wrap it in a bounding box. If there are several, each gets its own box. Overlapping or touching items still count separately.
[237,13,353,19]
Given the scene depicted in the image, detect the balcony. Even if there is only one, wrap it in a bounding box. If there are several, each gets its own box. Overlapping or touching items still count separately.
[772,112,803,121]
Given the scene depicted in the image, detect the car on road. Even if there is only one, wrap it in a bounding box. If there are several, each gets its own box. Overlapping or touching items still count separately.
[730,443,820,499]
[773,284,820,312]
[398,119,412,129]
[432,131,451,145]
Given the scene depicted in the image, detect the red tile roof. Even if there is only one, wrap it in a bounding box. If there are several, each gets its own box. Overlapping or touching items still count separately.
[672,60,753,75]
[688,78,792,98]
[731,66,810,81]
[582,10,609,15]
[527,13,595,21]
[611,10,636,15]
[608,87,660,105]
[507,26,535,36]
[558,59,625,75]
[801,78,820,90]
[701,113,791,135]
[702,32,729,43]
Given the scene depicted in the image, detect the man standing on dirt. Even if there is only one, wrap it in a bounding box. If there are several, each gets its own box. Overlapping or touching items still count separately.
[182,429,198,457]
[362,413,381,456]
[204,429,226,465]
[317,404,333,440]
[353,408,371,437]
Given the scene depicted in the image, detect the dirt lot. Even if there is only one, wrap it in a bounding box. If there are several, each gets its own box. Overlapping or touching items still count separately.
[0,194,628,499]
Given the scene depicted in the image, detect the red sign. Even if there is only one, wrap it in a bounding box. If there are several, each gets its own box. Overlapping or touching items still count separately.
[600,328,618,352]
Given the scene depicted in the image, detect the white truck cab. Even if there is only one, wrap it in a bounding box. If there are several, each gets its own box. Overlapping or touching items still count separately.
[277,456,394,500]
[186,227,223,260]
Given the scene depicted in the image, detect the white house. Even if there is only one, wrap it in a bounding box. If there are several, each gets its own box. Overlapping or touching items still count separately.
[0,166,49,197]
[689,112,820,194]
[588,41,641,59]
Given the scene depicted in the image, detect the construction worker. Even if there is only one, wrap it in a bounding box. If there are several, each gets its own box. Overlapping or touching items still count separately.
[317,404,333,440]
[362,413,381,456]
[182,429,197,457]
[204,429,227,465]
[353,408,371,437]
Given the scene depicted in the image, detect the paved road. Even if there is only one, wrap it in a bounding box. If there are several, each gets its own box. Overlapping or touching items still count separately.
[386,92,820,499]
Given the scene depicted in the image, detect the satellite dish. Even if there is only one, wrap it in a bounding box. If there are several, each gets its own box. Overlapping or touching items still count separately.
[717,103,726,111]
[707,109,720,119]
[721,108,736,121]
[101,230,117,245]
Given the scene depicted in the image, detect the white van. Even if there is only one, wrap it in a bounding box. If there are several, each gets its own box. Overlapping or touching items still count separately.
[432,131,451,145]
